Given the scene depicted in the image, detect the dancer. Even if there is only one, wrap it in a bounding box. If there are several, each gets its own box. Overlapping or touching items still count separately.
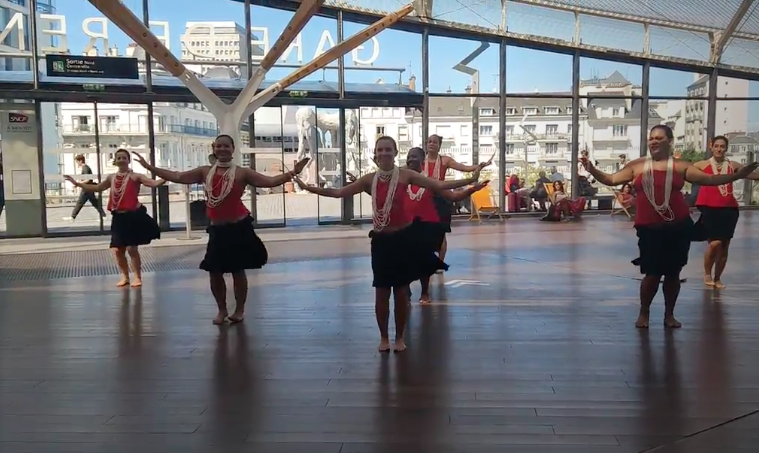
[293,136,480,352]
[66,154,107,221]
[132,134,309,325]
[424,134,490,265]
[405,146,488,304]
[694,136,759,288]
[64,149,163,287]
[581,125,757,329]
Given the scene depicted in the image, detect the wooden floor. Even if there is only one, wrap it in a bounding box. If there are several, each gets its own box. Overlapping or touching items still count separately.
[2,214,759,453]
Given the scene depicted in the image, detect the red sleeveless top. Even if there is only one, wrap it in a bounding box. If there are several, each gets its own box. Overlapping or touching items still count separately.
[632,170,691,226]
[108,173,140,212]
[373,177,410,229]
[424,157,446,181]
[206,173,249,222]
[695,162,738,208]
[405,185,440,223]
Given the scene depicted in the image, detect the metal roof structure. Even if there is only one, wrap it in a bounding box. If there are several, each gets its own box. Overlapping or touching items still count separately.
[259,0,759,76]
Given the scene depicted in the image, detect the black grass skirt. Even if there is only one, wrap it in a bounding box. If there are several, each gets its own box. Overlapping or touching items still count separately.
[635,218,693,277]
[432,194,453,233]
[200,216,268,274]
[370,219,449,288]
[694,206,739,241]
[109,205,160,248]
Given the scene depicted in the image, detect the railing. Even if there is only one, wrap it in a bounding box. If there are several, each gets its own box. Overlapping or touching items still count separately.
[61,123,219,136]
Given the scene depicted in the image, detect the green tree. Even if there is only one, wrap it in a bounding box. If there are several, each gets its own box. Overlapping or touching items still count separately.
[677,146,705,163]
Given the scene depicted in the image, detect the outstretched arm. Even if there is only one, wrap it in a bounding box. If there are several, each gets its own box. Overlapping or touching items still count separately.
[444,156,486,173]
[135,174,167,189]
[731,161,759,180]
[64,175,110,193]
[441,181,490,202]
[244,168,297,188]
[684,161,759,185]
[586,162,635,187]
[294,174,372,198]
[406,170,476,193]
[131,152,205,184]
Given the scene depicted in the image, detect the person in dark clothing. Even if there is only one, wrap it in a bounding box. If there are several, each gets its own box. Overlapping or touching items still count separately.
[530,170,552,211]
[70,154,106,220]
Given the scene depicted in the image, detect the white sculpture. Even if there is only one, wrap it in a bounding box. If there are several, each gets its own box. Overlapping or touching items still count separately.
[87,0,413,164]
[294,107,360,191]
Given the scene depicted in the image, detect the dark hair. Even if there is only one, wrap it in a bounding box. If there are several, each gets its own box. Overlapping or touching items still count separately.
[114,149,130,160]
[553,180,564,191]
[650,124,674,140]
[408,146,425,157]
[621,183,633,193]
[214,134,235,146]
[712,135,729,147]
[428,134,442,146]
[75,154,85,163]
[375,136,398,152]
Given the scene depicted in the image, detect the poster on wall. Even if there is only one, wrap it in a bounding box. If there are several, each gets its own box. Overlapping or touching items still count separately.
[1,110,39,201]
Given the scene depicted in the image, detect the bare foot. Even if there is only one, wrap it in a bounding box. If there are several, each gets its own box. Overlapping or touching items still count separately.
[664,317,682,328]
[212,312,228,325]
[419,295,432,305]
[393,339,407,352]
[116,277,130,287]
[130,278,142,288]
[228,312,244,324]
[713,280,726,289]
[378,338,391,352]
[704,274,715,286]
[635,312,650,329]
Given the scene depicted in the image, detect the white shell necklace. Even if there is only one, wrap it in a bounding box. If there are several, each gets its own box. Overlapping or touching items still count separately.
[709,157,732,197]
[371,166,400,231]
[205,161,237,208]
[407,155,441,201]
[642,156,675,222]
[110,171,131,209]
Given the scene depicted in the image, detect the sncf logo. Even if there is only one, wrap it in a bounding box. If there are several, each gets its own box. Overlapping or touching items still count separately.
[9,113,28,123]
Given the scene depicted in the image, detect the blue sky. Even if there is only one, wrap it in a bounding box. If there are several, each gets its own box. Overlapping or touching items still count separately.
[55,0,732,97]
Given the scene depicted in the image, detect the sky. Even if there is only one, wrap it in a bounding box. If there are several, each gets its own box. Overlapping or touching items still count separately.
[46,0,759,130]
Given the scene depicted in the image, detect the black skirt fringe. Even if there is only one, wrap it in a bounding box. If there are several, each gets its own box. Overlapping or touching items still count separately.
[432,194,453,233]
[634,218,693,277]
[109,205,160,248]
[200,216,268,274]
[694,206,739,241]
[370,219,449,288]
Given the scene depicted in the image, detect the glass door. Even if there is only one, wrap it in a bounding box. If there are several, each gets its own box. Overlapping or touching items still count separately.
[315,107,343,224]
[249,106,286,227]
[43,101,106,235]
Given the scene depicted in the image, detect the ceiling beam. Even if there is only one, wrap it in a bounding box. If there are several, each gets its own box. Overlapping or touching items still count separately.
[711,0,756,64]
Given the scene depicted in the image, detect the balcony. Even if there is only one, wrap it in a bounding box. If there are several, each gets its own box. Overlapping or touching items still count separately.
[62,123,219,137]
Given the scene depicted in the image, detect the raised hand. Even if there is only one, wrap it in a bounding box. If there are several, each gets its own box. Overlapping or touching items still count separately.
[346,171,358,183]
[292,175,307,189]
[471,166,482,181]
[473,180,490,191]
[131,152,149,168]
[580,156,592,171]
[293,157,311,175]
[737,162,759,178]
[63,175,77,185]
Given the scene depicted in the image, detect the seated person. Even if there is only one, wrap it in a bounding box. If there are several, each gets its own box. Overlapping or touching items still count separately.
[542,180,586,222]
[530,171,552,211]
[616,183,635,212]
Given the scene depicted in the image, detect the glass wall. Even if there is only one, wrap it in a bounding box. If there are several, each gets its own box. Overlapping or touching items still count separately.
[5,0,759,238]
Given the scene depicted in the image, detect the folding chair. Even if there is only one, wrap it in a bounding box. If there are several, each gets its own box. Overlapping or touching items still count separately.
[610,189,633,220]
[468,186,505,223]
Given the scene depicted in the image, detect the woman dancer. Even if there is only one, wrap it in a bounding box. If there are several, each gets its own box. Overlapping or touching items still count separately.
[694,136,759,288]
[424,134,490,265]
[294,137,480,352]
[132,134,309,325]
[405,147,488,304]
[64,149,163,288]
[581,125,757,329]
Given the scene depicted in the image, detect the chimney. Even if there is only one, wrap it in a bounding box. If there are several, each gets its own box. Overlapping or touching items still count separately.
[446,86,452,93]
[465,85,472,94]
[408,74,416,91]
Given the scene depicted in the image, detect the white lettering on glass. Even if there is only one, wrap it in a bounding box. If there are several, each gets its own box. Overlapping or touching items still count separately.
[1,16,382,66]
[82,18,108,55]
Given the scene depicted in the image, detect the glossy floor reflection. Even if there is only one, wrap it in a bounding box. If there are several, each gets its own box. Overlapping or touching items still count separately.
[1,215,759,452]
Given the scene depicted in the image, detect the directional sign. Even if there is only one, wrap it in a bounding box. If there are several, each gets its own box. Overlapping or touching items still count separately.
[444,279,489,288]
